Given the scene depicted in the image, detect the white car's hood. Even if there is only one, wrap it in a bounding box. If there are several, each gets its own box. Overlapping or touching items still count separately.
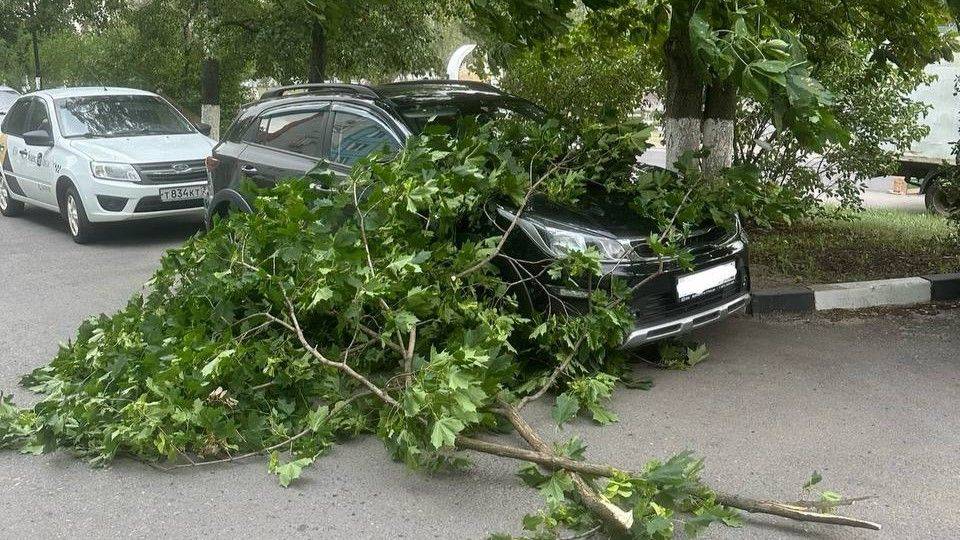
[69,133,216,164]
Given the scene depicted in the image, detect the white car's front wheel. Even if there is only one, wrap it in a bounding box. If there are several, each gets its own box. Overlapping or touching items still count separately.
[62,186,96,244]
[0,173,25,217]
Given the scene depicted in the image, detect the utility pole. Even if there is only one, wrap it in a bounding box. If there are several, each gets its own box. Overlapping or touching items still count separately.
[27,0,41,90]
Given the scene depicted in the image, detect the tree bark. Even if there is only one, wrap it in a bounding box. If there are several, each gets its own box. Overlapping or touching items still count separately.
[701,80,738,177]
[663,1,704,170]
[308,20,327,83]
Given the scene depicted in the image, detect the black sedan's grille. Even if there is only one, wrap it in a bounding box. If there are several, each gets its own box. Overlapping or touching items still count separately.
[631,280,746,325]
[134,160,207,184]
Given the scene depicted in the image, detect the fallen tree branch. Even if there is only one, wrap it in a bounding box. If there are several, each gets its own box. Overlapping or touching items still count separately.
[275,294,883,534]
[497,400,633,535]
[454,435,881,531]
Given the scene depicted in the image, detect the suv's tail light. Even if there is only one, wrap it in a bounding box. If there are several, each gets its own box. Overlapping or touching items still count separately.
[205,156,221,172]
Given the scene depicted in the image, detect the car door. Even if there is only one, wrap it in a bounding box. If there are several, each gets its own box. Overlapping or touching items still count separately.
[19,98,57,206]
[0,98,34,201]
[324,104,402,178]
[237,104,331,190]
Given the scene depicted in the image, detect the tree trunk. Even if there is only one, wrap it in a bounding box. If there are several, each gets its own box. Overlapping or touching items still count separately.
[701,80,738,177]
[663,2,704,170]
[200,58,221,139]
[308,20,327,83]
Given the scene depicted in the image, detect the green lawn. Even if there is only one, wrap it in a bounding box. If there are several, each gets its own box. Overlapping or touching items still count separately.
[749,209,960,287]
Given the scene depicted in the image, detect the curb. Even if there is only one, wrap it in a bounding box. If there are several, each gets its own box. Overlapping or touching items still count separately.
[750,273,960,315]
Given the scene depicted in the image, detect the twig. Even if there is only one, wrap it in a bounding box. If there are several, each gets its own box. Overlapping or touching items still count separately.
[516,335,586,410]
[455,148,576,280]
[404,327,417,387]
[282,296,399,408]
[154,391,374,470]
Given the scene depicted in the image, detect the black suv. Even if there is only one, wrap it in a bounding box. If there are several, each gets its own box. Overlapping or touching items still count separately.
[205,80,750,346]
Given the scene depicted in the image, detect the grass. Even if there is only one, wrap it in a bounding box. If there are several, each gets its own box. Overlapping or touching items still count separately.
[749,209,960,288]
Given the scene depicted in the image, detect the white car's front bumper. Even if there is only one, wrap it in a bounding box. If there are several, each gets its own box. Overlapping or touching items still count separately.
[82,176,207,223]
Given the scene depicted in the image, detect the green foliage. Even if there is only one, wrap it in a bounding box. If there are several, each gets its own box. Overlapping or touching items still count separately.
[1,117,756,536]
[736,40,933,215]
[0,0,452,119]
[498,12,658,122]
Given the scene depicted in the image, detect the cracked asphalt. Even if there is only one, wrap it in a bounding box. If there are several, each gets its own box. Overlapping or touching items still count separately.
[1,207,958,539]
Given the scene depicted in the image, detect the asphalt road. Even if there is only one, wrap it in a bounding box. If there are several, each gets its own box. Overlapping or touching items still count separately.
[1,207,959,539]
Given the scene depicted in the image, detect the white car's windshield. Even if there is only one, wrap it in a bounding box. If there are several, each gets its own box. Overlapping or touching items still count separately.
[55,95,195,138]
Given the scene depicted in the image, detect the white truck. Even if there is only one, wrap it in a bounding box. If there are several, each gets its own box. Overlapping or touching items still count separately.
[900,59,960,214]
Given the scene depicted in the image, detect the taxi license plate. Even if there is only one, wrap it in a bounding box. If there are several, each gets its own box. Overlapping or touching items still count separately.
[676,261,737,302]
[159,186,208,202]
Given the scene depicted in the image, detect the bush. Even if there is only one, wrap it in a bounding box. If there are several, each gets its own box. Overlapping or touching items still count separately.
[735,42,931,215]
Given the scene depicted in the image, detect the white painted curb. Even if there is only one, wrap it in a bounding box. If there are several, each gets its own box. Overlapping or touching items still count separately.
[811,277,932,311]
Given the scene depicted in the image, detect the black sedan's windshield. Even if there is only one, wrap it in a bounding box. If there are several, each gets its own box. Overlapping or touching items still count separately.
[56,95,195,138]
[395,97,545,134]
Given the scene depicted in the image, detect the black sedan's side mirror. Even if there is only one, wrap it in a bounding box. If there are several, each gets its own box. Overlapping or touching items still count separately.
[196,122,213,137]
[23,129,53,147]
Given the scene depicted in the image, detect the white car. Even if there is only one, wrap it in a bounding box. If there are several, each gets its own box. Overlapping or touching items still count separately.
[0,87,215,243]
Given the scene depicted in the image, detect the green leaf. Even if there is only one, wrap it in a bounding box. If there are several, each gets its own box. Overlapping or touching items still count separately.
[803,470,823,489]
[686,344,709,367]
[429,416,465,449]
[820,490,842,504]
[587,404,618,425]
[200,349,235,378]
[307,405,330,431]
[447,368,471,390]
[539,472,574,507]
[268,452,314,488]
[551,393,580,426]
[752,59,789,74]
[516,463,550,488]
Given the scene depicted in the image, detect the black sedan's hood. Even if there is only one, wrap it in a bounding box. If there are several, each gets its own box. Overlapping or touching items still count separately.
[519,188,659,239]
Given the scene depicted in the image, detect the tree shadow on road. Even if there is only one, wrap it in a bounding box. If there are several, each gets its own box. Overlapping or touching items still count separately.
[15,207,202,248]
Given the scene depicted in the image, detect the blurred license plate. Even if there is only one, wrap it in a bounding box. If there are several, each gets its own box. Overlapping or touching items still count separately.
[159,186,207,202]
[676,262,737,302]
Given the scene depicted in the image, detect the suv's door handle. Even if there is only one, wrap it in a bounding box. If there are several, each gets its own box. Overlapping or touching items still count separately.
[240,165,258,174]
[18,150,29,157]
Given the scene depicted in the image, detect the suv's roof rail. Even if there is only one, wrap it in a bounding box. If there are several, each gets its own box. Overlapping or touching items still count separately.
[380,79,501,92]
[260,83,380,100]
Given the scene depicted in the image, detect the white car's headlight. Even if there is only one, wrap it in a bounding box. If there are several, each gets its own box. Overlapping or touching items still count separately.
[91,162,141,182]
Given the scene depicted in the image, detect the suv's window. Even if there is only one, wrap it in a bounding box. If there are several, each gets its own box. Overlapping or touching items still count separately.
[395,98,544,134]
[328,111,398,167]
[1,98,30,136]
[25,99,52,134]
[254,110,327,157]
